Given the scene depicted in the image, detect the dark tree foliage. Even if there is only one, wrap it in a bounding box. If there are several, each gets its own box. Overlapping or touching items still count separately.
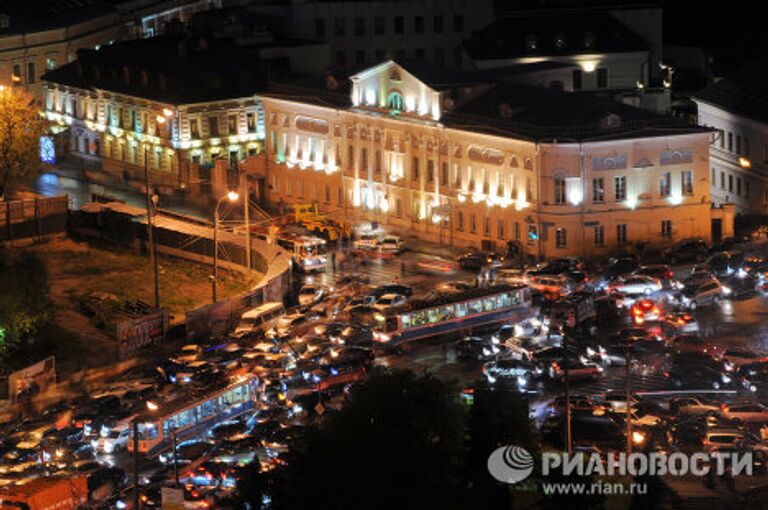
[0,250,53,365]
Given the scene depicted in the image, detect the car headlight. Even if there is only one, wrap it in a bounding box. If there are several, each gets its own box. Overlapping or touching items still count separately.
[722,286,732,295]
[721,374,732,384]
[517,375,527,387]
[104,442,114,454]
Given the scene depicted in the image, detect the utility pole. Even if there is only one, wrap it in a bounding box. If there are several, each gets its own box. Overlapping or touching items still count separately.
[626,345,633,455]
[144,147,159,308]
[132,419,140,510]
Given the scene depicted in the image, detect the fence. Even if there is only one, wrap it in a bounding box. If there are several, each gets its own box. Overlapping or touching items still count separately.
[0,195,69,241]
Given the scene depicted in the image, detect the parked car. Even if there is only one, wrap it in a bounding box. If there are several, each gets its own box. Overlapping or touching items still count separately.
[679,279,724,309]
[665,238,709,264]
[608,275,663,296]
[458,251,503,270]
[720,403,768,423]
[379,235,405,253]
[669,397,722,417]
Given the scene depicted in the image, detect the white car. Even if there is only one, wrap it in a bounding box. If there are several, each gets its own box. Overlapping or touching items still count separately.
[608,275,663,295]
[373,293,407,311]
[379,235,405,253]
[721,403,768,423]
[600,392,636,412]
[670,397,721,416]
[298,285,324,306]
[94,427,130,454]
[354,233,379,250]
[267,313,308,338]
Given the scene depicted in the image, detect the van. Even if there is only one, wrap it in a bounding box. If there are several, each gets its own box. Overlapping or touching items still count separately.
[234,302,286,337]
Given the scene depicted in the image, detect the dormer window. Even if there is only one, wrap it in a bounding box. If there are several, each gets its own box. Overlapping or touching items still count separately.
[555,33,567,50]
[525,35,538,51]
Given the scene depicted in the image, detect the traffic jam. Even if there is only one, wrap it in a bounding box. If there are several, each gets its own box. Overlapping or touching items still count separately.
[4,213,768,506]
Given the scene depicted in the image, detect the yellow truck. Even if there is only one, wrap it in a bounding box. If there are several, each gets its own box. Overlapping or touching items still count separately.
[288,203,351,242]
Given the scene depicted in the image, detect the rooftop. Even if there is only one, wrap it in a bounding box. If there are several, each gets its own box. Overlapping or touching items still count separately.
[693,58,768,126]
[0,0,115,35]
[43,36,269,104]
[464,11,648,60]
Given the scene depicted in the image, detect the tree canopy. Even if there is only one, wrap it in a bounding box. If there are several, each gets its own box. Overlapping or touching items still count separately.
[0,87,46,199]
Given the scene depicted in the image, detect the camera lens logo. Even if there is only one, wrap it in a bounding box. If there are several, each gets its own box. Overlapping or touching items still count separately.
[487,445,534,484]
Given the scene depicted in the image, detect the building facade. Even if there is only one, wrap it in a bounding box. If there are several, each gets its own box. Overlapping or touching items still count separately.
[261,60,731,259]
[694,60,768,216]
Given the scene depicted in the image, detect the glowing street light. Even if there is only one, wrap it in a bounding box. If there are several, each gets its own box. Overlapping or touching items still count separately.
[212,191,240,302]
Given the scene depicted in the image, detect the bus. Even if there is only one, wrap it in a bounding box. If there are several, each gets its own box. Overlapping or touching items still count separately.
[373,285,532,345]
[277,235,328,272]
[129,375,260,456]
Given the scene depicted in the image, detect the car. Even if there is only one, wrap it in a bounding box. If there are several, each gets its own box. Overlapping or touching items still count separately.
[267,313,308,338]
[435,281,475,294]
[458,251,503,271]
[233,302,286,337]
[297,285,324,306]
[600,391,636,412]
[722,349,768,370]
[369,284,413,298]
[659,312,699,337]
[705,251,745,278]
[548,359,603,380]
[737,362,768,393]
[679,279,724,309]
[608,275,663,296]
[482,358,541,385]
[720,403,768,423]
[343,295,375,312]
[495,268,529,286]
[379,235,405,253]
[630,299,661,325]
[456,336,500,360]
[527,258,582,276]
[665,238,709,264]
[93,427,130,454]
[598,256,640,281]
[353,233,379,250]
[373,293,406,311]
[669,397,722,417]
[541,414,624,449]
[666,355,731,389]
[549,396,603,416]
[702,429,745,452]
[527,274,569,299]
[668,335,723,358]
[633,265,675,285]
[609,327,663,343]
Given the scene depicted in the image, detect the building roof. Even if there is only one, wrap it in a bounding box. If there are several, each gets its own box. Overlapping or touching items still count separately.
[693,58,768,126]
[394,58,488,90]
[445,83,708,142]
[42,36,269,104]
[0,0,115,35]
[464,11,648,60]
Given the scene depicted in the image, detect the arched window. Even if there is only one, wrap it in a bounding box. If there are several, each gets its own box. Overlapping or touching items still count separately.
[387,91,404,112]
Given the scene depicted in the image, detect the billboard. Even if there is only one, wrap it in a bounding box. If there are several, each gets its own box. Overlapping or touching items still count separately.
[116,309,168,359]
[8,356,56,403]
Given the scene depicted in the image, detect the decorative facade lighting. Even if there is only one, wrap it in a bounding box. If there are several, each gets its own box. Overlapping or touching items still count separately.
[739,157,752,169]
[581,60,597,73]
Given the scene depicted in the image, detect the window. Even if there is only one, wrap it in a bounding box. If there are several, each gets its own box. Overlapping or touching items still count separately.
[45,57,56,70]
[572,70,582,90]
[728,132,733,152]
[661,220,672,239]
[720,171,725,190]
[361,148,368,170]
[681,170,693,195]
[27,62,36,84]
[737,177,742,196]
[12,64,21,84]
[208,116,219,136]
[728,174,734,192]
[315,18,325,38]
[592,178,604,203]
[335,51,346,66]
[348,145,354,170]
[414,16,424,33]
[660,172,671,196]
[354,17,365,36]
[227,114,238,134]
[736,135,742,154]
[355,50,366,65]
[434,48,445,65]
[425,160,434,182]
[617,224,628,245]
[514,222,520,241]
[597,68,608,88]
[334,17,345,36]
[412,156,420,181]
[497,219,506,239]
[745,137,750,157]
[745,180,750,198]
[434,15,444,33]
[387,91,404,111]
[614,176,626,201]
[483,216,490,236]
[247,112,256,133]
[374,16,385,35]
[394,16,404,34]
[440,162,449,186]
[396,198,403,217]
[375,150,381,174]
[594,226,605,246]
[190,118,200,139]
[457,211,464,231]
[453,14,464,32]
[470,213,477,233]
[553,176,566,204]
[555,228,567,248]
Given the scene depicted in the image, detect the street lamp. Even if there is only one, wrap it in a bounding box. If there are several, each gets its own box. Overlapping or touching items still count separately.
[212,191,240,303]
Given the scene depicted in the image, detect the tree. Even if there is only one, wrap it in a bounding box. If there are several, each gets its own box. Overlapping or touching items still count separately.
[0,251,52,365]
[241,368,468,510]
[0,86,46,199]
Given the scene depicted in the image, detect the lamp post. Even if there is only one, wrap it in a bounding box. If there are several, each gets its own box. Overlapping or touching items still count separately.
[212,190,240,303]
